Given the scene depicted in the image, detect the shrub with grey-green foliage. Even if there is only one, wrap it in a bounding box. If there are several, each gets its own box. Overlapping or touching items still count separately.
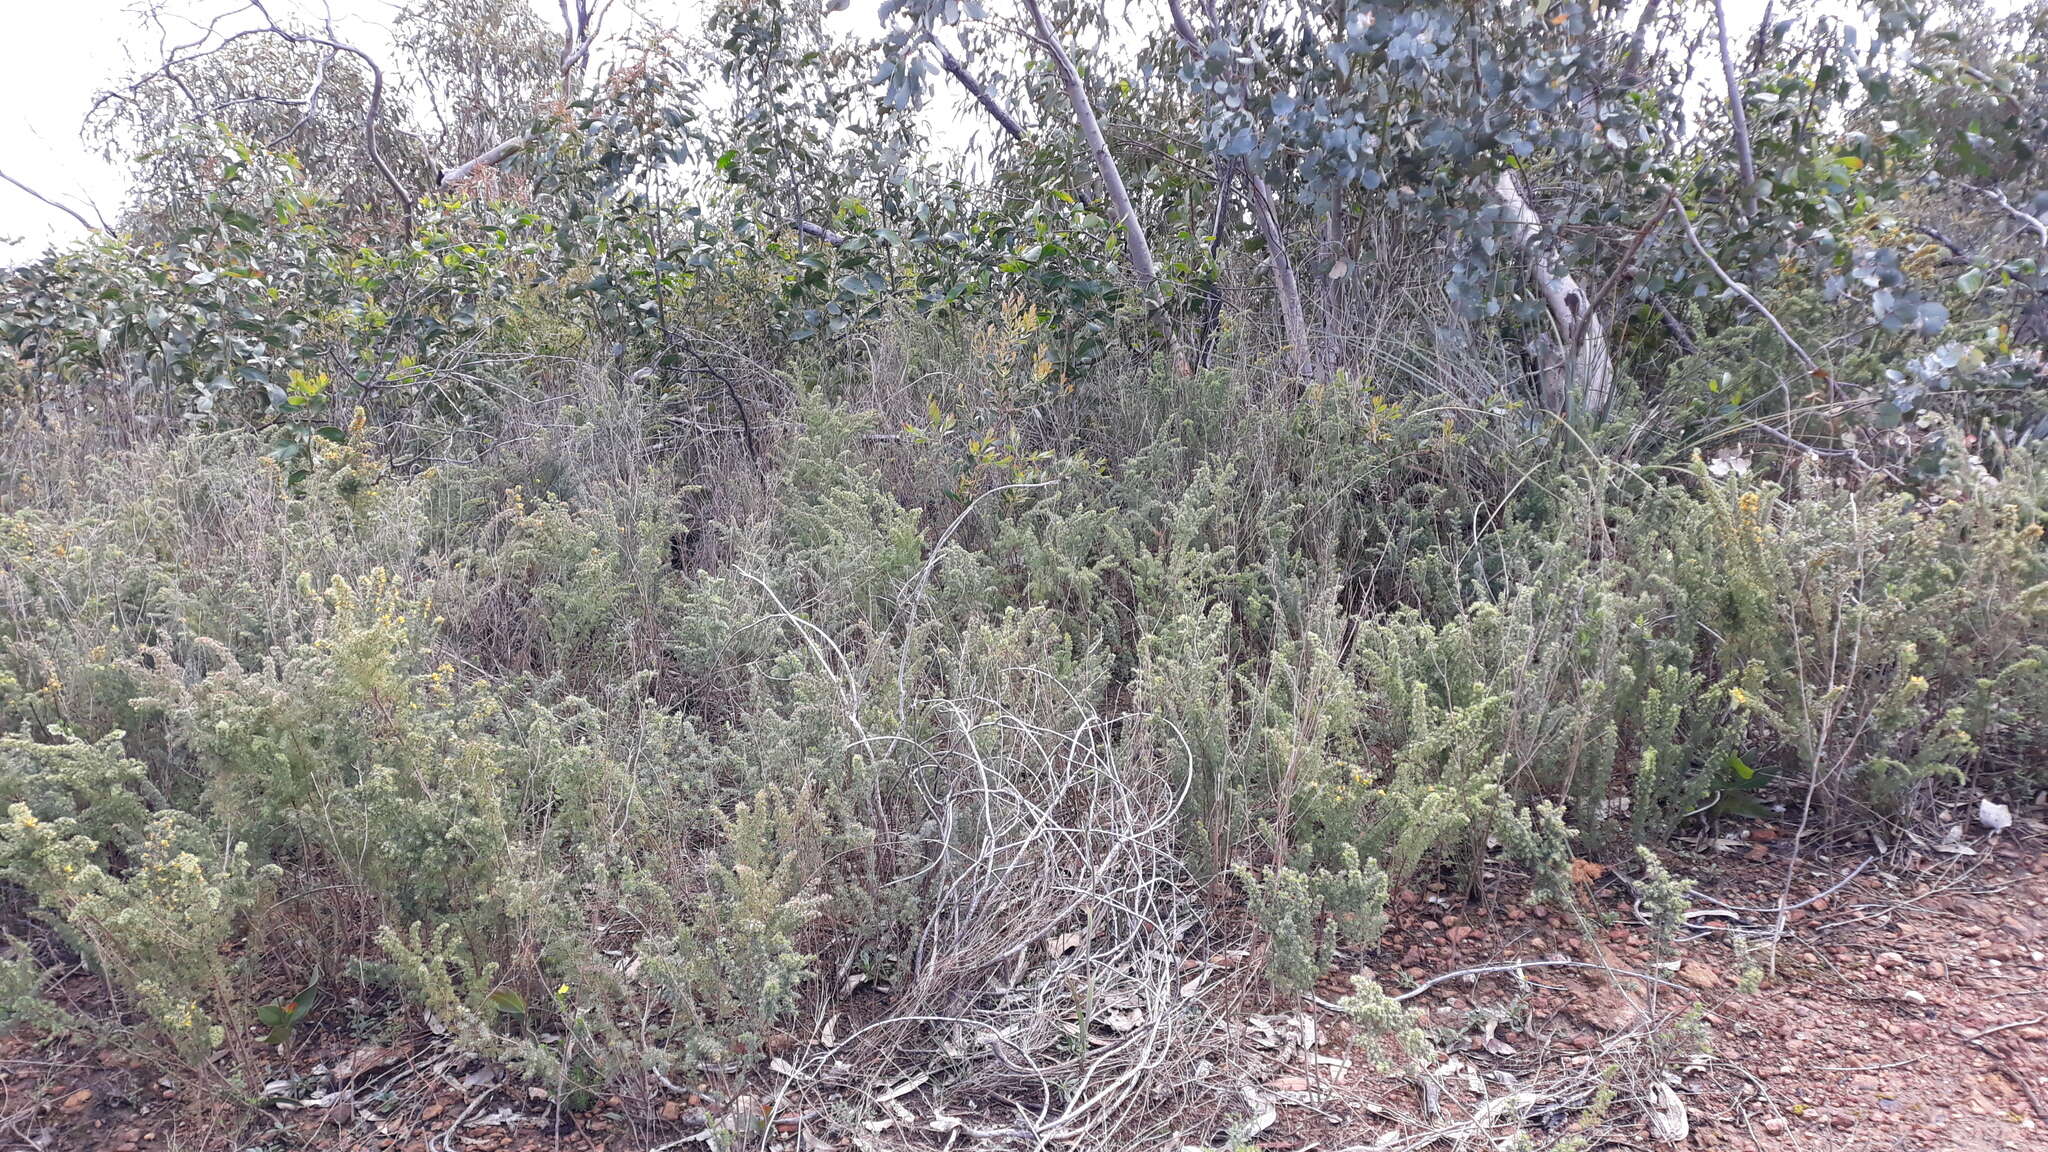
[0,363,2039,1101]
[1634,847,1696,955]
[1237,846,1391,992]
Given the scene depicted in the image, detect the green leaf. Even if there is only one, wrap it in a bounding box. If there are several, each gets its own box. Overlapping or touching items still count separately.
[1712,791,1772,820]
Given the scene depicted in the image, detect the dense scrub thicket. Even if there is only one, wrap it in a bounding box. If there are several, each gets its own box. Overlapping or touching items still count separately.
[0,0,2045,1143]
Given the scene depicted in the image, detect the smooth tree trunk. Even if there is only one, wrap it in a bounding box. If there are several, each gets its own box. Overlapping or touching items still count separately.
[1166,0,1313,382]
[1021,0,1164,312]
[1494,171,1616,417]
[1712,0,1759,221]
[1240,165,1314,381]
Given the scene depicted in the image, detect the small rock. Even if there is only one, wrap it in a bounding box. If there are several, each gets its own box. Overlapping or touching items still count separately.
[1762,1117,1789,1135]
[1677,960,1723,991]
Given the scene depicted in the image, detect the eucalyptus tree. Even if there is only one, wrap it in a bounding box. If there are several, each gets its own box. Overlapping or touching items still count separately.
[91,6,428,232]
[393,0,561,186]
[878,0,1657,412]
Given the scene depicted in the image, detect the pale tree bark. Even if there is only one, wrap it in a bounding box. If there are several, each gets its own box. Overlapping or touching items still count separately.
[1673,195,1818,375]
[1239,165,1313,382]
[1712,0,1759,222]
[1020,0,1164,312]
[440,136,527,186]
[557,0,614,99]
[935,45,1027,141]
[439,1,611,188]
[1166,0,1313,381]
[795,219,848,246]
[1494,171,1616,417]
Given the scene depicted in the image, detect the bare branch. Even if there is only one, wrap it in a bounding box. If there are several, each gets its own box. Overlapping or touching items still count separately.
[265,46,336,149]
[105,2,413,219]
[1573,188,1675,348]
[1750,0,1777,69]
[1624,0,1663,78]
[795,219,847,246]
[934,46,1027,141]
[0,167,103,236]
[1192,162,1235,370]
[1673,194,1819,377]
[435,1,614,189]
[1961,182,2048,249]
[558,0,616,98]
[1652,296,1699,356]
[1239,164,1312,382]
[439,136,526,187]
[248,2,410,216]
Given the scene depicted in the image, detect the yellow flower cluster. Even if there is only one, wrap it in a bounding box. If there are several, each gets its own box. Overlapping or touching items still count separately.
[1734,490,1767,546]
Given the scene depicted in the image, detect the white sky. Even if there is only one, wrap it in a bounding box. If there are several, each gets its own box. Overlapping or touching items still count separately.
[0,0,1824,263]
